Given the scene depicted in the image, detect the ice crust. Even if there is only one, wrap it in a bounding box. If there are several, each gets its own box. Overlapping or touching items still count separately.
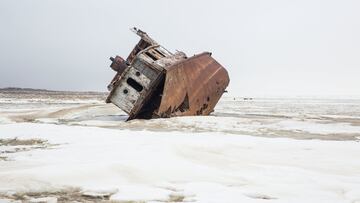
[1,96,360,202]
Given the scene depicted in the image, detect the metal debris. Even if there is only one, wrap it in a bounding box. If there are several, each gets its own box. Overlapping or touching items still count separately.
[106,27,230,120]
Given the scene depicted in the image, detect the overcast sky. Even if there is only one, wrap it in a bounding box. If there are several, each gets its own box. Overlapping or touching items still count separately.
[0,0,359,97]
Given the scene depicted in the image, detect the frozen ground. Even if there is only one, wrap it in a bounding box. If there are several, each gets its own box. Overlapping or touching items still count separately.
[0,89,360,202]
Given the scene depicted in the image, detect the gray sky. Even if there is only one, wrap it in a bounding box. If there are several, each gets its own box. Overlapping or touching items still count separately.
[0,0,359,97]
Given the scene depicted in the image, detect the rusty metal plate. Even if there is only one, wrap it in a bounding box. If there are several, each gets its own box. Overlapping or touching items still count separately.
[155,52,230,117]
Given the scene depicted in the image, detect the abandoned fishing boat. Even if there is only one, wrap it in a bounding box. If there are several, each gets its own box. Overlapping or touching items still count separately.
[106,27,230,120]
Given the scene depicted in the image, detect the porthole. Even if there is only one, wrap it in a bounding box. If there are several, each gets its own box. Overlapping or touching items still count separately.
[127,78,143,92]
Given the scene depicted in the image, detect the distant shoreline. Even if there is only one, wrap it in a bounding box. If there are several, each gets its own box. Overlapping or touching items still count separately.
[0,87,106,95]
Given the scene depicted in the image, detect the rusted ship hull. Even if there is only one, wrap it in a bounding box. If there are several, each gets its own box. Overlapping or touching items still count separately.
[156,52,229,118]
[106,28,230,120]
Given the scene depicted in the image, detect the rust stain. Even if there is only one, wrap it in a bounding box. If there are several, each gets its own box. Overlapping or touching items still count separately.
[106,28,230,120]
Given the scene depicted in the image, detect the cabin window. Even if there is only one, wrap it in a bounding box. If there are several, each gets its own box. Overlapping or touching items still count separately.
[154,49,165,57]
[127,78,143,92]
[145,52,158,61]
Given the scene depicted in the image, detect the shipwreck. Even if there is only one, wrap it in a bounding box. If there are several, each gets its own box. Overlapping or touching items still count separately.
[106,28,230,120]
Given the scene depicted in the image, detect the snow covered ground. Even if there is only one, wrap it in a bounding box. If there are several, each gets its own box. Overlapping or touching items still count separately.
[1,91,360,202]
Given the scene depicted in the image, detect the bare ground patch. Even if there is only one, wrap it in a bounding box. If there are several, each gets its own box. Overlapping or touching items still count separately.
[0,138,48,146]
[0,187,116,202]
[0,187,175,203]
